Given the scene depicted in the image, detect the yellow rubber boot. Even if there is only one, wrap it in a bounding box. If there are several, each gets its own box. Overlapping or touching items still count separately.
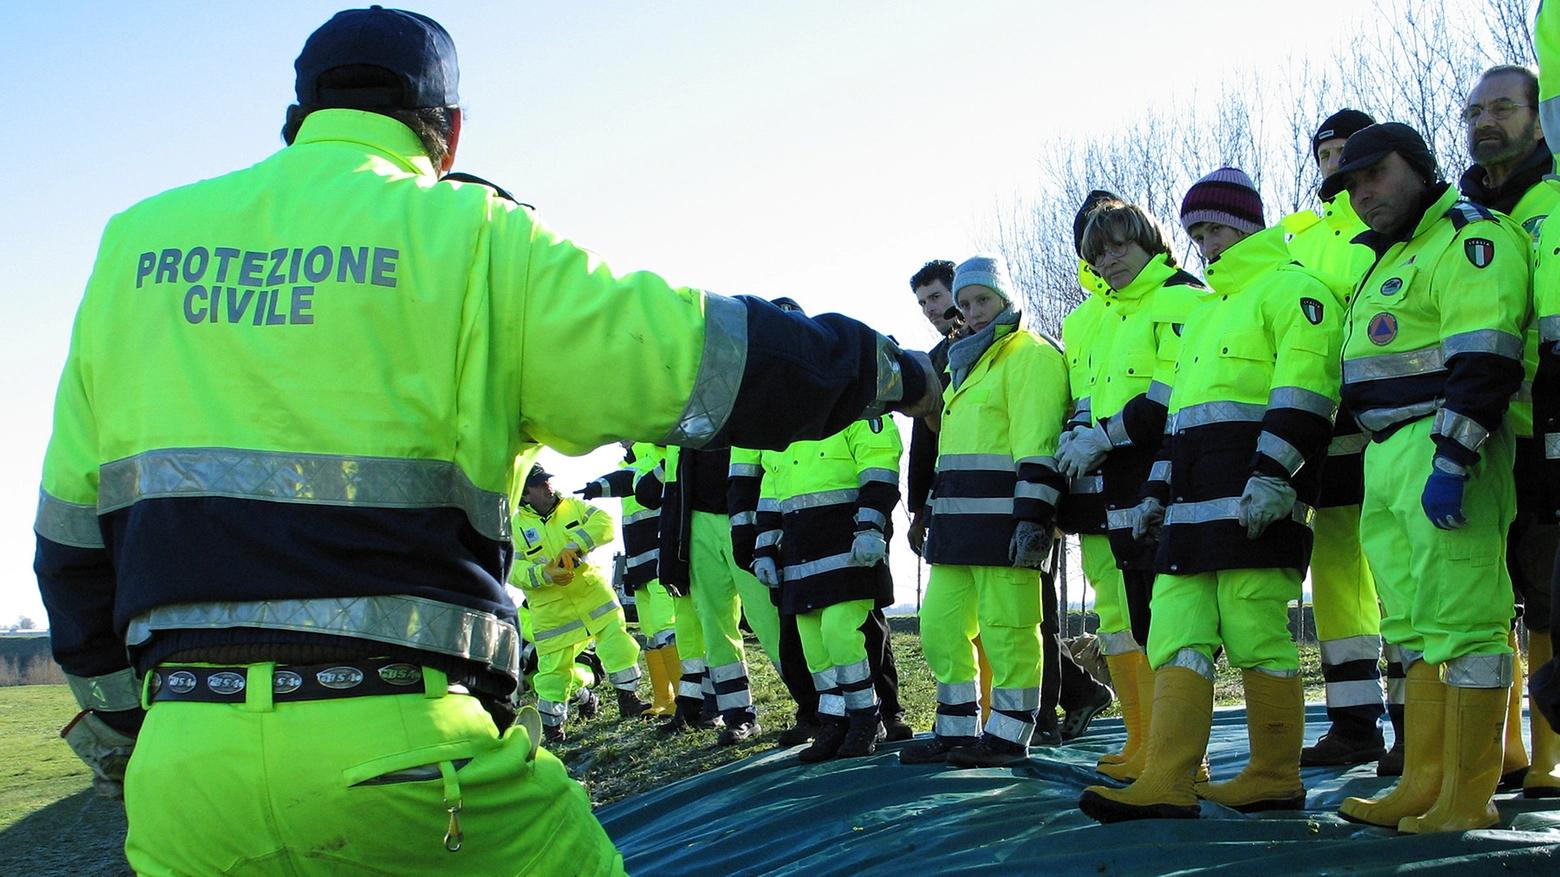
[1525,631,1560,798]
[645,645,679,717]
[1098,650,1145,767]
[1196,670,1306,812]
[1340,659,1445,826]
[1401,683,1508,833]
[1099,656,1158,781]
[1078,666,1214,823]
[1502,629,1529,784]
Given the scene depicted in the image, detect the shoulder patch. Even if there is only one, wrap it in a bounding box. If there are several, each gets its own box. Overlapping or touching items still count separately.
[868,417,883,433]
[1446,199,1496,232]
[1300,297,1324,325]
[1464,237,1495,269]
[442,171,532,207]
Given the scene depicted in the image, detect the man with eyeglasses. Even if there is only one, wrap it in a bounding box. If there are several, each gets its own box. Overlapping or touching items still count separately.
[1459,64,1560,799]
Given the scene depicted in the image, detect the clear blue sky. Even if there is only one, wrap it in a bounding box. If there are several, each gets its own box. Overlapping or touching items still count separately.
[0,1,1369,624]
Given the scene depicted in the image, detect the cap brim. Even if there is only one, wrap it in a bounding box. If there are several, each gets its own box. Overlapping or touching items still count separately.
[1319,149,1392,200]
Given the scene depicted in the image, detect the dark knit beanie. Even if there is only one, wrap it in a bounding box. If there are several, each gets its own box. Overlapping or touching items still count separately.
[1312,109,1376,160]
[1180,167,1264,235]
[1073,189,1125,257]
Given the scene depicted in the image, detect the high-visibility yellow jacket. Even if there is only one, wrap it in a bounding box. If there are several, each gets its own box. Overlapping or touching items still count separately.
[1341,185,1530,470]
[33,109,922,711]
[925,316,1069,567]
[755,419,902,613]
[511,495,618,654]
[1152,226,1342,575]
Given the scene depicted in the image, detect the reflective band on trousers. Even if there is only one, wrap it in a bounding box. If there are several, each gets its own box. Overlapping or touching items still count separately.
[125,595,520,679]
[1164,496,1314,527]
[1269,386,1337,419]
[1170,401,1265,431]
[1326,678,1387,708]
[35,490,103,549]
[662,292,749,447]
[781,488,858,514]
[1343,346,1444,383]
[67,668,143,713]
[97,448,510,541]
[1166,647,1216,682]
[985,712,1035,746]
[533,598,621,643]
[1070,474,1103,494]
[1319,634,1382,665]
[1443,652,1515,689]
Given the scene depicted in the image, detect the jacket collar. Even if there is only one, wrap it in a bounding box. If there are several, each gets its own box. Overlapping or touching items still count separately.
[292,109,438,178]
[1353,182,1457,254]
[1201,225,1289,296]
[1458,136,1553,214]
[1112,253,1179,303]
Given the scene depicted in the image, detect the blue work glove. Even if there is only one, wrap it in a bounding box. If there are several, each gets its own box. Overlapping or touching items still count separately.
[752,556,780,588]
[1421,455,1469,530]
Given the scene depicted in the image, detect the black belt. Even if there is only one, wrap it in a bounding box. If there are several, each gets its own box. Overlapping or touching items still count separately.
[150,660,431,704]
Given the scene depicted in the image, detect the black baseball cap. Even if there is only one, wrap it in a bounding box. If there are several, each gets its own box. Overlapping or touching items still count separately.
[525,464,553,487]
[1319,122,1440,201]
[295,6,459,109]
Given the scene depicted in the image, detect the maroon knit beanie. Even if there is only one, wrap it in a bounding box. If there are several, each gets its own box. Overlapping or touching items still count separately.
[1180,167,1264,236]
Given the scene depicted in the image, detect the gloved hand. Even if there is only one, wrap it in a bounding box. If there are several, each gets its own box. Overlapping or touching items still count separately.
[1009,520,1053,569]
[61,710,136,800]
[1422,455,1469,530]
[1236,474,1298,540]
[1058,422,1112,480]
[753,556,780,588]
[1056,425,1077,457]
[558,546,582,569]
[907,508,929,557]
[543,556,575,585]
[851,530,888,566]
[574,481,604,500]
[1129,497,1165,542]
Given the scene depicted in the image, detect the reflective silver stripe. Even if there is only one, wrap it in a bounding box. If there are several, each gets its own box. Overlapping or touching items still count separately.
[1070,474,1103,494]
[1149,460,1171,483]
[860,334,907,420]
[858,468,897,486]
[756,529,782,548]
[758,498,780,513]
[818,693,846,717]
[533,618,585,642]
[985,712,1035,747]
[662,292,749,446]
[1171,401,1266,431]
[536,699,566,723]
[1444,652,1515,689]
[1106,507,1137,531]
[67,668,142,713]
[1342,346,1445,383]
[527,565,545,589]
[729,463,762,478]
[608,665,642,688]
[783,552,854,581]
[709,660,749,684]
[991,686,1040,711]
[1325,678,1388,708]
[1146,381,1172,405]
[838,657,871,687]
[681,657,708,675]
[1164,497,1314,527]
[125,595,520,678]
[648,629,675,648]
[1328,432,1370,456]
[840,659,875,710]
[1014,482,1060,505]
[729,510,757,527]
[937,453,1015,472]
[572,526,597,551]
[932,497,1014,515]
[1102,416,1130,448]
[1514,380,1533,405]
[1541,314,1560,343]
[624,507,658,526]
[35,490,103,549]
[1166,647,1216,682]
[1073,398,1093,416]
[1256,431,1305,477]
[1444,328,1523,360]
[98,448,510,541]
[1355,399,1440,433]
[628,548,658,567]
[780,488,858,514]
[855,507,888,529]
[716,690,751,711]
[937,680,979,704]
[1432,407,1489,453]
[810,670,835,693]
[1318,634,1383,665]
[1546,433,1560,460]
[934,712,981,738]
[588,599,621,620]
[1096,630,1141,656]
[1269,386,1337,419]
[1249,666,1299,679]
[1015,456,1057,470]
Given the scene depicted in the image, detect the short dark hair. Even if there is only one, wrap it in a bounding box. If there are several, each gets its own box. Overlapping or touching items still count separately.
[281,64,458,165]
[909,260,956,292]
[1475,64,1539,109]
[1079,203,1176,269]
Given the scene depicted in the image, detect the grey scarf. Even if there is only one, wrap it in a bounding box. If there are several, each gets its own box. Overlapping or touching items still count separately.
[948,306,1022,391]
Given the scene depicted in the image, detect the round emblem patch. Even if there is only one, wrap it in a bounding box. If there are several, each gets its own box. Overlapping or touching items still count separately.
[206,671,246,696]
[1380,277,1403,296]
[1465,237,1494,268]
[1367,313,1398,346]
[166,670,198,695]
[317,666,365,690]
[377,663,424,686]
[272,670,304,695]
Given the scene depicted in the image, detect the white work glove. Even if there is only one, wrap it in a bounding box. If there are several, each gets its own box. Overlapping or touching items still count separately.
[753,556,780,588]
[62,710,136,800]
[1236,474,1298,540]
[1008,520,1054,569]
[1129,497,1165,543]
[1056,426,1077,456]
[850,530,888,566]
[1058,422,1112,480]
